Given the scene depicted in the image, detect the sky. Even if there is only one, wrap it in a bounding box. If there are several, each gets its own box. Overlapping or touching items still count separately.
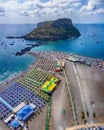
[0,0,104,24]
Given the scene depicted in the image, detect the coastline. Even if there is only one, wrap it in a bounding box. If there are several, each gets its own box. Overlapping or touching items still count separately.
[0,51,104,90]
[0,51,104,130]
[0,55,37,89]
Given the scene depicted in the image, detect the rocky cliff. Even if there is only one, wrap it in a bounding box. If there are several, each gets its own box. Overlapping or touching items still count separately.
[24,18,81,41]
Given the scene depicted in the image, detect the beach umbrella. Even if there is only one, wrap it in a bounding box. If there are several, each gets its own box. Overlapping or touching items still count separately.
[11,120,20,129]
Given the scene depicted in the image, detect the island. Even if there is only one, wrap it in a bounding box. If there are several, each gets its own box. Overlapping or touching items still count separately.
[24,18,81,41]
[7,18,81,41]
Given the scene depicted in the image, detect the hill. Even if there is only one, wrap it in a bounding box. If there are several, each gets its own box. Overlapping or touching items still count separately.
[24,18,81,41]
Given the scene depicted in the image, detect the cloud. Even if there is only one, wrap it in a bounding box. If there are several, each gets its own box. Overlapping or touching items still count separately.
[36,3,44,9]
[0,0,81,15]
[0,7,5,12]
[19,11,29,16]
[88,8,104,15]
[0,0,104,23]
[79,0,104,15]
[34,0,81,18]
[36,0,81,9]
[0,13,5,16]
[0,7,6,16]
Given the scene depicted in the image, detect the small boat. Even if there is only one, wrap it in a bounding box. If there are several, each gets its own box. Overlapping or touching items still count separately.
[10,43,14,45]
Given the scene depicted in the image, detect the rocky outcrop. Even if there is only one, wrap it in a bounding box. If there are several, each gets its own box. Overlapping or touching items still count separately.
[24,18,81,41]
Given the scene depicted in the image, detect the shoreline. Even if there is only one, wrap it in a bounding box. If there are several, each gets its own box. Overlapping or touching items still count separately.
[0,51,104,130]
[27,51,104,68]
[0,55,37,89]
[0,51,104,90]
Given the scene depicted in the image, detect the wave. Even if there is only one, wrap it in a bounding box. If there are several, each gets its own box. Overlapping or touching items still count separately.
[0,71,22,86]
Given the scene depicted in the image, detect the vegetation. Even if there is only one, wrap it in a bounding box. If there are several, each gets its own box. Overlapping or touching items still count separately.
[24,18,81,41]
[87,111,89,117]
[81,111,85,119]
[93,112,96,118]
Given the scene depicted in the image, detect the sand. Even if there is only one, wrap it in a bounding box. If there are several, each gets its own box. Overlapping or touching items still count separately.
[0,51,104,130]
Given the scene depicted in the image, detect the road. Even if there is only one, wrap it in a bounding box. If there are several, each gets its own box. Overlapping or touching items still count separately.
[72,63,88,122]
[64,68,78,125]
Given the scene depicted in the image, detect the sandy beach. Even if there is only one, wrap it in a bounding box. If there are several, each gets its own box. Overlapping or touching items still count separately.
[0,51,104,130]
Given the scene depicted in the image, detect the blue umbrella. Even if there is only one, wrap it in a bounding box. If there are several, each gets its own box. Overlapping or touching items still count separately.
[11,120,20,129]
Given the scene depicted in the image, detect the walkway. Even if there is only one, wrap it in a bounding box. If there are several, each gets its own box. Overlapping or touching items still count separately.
[0,97,13,111]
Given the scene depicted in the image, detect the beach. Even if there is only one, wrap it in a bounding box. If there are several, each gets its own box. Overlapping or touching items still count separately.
[0,51,104,130]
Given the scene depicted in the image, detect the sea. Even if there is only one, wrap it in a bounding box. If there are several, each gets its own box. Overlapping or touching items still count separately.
[0,24,104,83]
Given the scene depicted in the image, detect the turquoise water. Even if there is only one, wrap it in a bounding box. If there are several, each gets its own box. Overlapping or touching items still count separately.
[32,24,104,59]
[0,24,36,83]
[0,24,104,82]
